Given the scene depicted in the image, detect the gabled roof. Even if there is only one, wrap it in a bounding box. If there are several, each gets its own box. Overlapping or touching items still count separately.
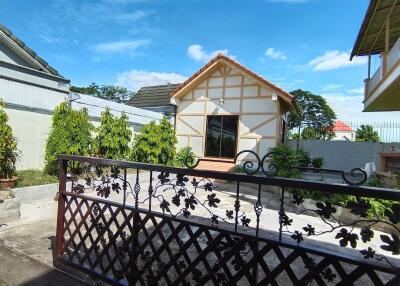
[333,120,353,132]
[351,0,400,59]
[170,54,294,105]
[0,24,61,76]
[127,84,181,108]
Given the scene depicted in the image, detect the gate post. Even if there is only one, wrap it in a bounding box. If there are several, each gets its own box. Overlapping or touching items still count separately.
[55,159,68,258]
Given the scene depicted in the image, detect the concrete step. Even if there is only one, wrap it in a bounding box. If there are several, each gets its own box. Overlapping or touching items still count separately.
[196,159,235,172]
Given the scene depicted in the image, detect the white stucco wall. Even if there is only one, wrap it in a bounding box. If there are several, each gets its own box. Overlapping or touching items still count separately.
[5,109,141,170]
[6,108,52,170]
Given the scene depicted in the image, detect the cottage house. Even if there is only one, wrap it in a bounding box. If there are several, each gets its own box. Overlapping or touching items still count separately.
[171,55,295,170]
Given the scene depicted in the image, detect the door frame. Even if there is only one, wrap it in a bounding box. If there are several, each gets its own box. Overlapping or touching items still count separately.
[204,115,239,160]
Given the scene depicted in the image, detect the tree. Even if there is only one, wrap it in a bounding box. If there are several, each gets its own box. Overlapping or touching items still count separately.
[356,125,380,142]
[288,89,337,140]
[301,127,320,140]
[44,102,94,175]
[70,83,99,95]
[131,117,177,165]
[158,117,178,164]
[70,83,134,103]
[94,108,132,159]
[0,100,19,179]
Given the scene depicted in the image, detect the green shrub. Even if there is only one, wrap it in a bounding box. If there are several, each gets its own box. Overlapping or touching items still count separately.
[268,144,325,176]
[270,145,396,218]
[311,157,324,168]
[44,102,94,175]
[159,117,177,164]
[0,100,19,178]
[174,147,196,167]
[354,176,395,218]
[131,117,177,164]
[94,108,132,159]
[268,144,316,178]
[296,147,312,167]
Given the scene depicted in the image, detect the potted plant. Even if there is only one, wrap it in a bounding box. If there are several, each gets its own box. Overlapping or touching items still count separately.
[0,100,19,190]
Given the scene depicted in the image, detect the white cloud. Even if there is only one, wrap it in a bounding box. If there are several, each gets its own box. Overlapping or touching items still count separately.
[111,10,151,24]
[187,44,233,63]
[92,39,150,54]
[308,50,367,71]
[321,83,342,91]
[38,34,61,44]
[265,48,287,60]
[321,93,400,121]
[348,87,364,94]
[116,70,187,91]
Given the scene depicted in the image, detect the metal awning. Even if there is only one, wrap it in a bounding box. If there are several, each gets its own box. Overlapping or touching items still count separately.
[351,0,400,59]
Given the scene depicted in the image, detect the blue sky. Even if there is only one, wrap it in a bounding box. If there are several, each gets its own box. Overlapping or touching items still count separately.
[2,0,400,121]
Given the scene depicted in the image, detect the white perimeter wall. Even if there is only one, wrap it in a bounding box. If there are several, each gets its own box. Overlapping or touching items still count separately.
[175,63,283,162]
[6,108,141,170]
[6,108,52,170]
[1,77,162,170]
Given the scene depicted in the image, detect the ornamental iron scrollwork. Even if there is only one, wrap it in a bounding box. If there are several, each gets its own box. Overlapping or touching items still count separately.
[233,149,367,185]
[282,192,400,271]
[71,163,252,230]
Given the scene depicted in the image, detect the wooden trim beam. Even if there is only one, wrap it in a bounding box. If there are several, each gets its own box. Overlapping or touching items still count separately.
[356,0,381,57]
[369,0,398,55]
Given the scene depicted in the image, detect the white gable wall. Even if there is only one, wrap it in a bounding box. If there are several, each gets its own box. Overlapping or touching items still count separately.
[175,63,281,163]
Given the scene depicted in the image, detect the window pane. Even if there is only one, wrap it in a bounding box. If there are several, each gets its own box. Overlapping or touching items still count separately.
[205,116,222,157]
[220,116,238,158]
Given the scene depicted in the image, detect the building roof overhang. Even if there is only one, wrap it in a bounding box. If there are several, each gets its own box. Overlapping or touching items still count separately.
[351,0,400,59]
[0,24,62,77]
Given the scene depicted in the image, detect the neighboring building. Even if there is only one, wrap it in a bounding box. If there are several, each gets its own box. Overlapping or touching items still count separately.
[0,24,162,170]
[0,24,69,170]
[351,0,400,111]
[127,84,180,121]
[332,120,355,141]
[71,92,163,132]
[171,54,295,170]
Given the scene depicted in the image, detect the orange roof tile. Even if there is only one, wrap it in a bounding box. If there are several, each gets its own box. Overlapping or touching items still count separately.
[333,120,353,132]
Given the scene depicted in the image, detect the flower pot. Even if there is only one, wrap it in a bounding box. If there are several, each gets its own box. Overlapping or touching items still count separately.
[0,176,18,190]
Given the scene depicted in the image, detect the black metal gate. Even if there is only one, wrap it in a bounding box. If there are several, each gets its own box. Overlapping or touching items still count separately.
[54,154,400,285]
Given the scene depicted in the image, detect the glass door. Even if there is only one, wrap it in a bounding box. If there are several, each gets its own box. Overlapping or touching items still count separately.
[205,115,238,159]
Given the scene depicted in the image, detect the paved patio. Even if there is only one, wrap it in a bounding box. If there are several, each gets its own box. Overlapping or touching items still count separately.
[0,242,88,286]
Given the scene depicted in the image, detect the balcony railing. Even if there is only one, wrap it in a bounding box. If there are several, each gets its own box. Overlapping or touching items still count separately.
[388,36,400,72]
[367,66,382,96]
[366,37,400,98]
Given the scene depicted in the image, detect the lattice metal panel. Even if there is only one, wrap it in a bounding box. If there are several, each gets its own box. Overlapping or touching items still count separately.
[59,194,400,286]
